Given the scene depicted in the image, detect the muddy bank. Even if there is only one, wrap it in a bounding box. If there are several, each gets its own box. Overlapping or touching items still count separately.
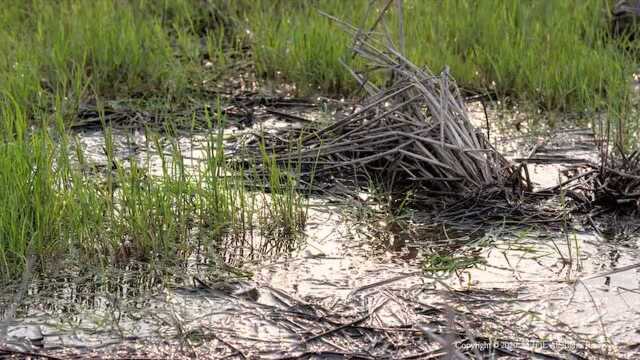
[3,201,640,358]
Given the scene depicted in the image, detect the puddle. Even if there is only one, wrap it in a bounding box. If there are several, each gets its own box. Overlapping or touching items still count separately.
[3,202,639,358]
[443,231,640,352]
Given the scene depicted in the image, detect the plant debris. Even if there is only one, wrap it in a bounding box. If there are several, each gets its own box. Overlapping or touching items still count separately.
[239,3,523,203]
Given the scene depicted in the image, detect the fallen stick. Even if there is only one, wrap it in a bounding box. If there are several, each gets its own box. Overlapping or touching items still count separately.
[348,271,422,297]
[296,298,390,346]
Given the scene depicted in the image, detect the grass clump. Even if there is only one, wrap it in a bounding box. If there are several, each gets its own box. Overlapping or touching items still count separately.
[0,101,82,277]
[0,103,307,283]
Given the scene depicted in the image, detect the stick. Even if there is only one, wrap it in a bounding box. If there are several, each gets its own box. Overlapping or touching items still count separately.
[297,298,390,345]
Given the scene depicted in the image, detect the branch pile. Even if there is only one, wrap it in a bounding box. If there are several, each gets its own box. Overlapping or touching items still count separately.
[241,6,522,199]
[591,146,640,212]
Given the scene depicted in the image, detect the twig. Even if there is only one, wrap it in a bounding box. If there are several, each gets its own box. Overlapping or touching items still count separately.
[348,272,421,297]
[296,298,390,346]
[0,347,63,360]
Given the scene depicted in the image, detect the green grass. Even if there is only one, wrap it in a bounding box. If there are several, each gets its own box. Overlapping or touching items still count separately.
[0,101,306,282]
[422,251,486,276]
[245,0,634,113]
[1,0,636,123]
[0,0,244,125]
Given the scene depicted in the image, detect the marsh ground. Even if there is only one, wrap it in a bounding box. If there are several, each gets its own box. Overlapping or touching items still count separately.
[2,1,640,359]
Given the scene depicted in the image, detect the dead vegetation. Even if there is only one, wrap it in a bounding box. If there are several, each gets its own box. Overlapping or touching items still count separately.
[237,1,640,224]
[3,279,602,360]
[565,144,640,215]
[240,2,523,206]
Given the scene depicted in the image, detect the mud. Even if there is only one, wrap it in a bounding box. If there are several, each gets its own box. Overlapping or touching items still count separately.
[2,104,640,359]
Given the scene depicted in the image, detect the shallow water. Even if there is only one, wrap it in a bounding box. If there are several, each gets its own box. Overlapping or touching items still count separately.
[4,203,639,357]
[2,104,640,358]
